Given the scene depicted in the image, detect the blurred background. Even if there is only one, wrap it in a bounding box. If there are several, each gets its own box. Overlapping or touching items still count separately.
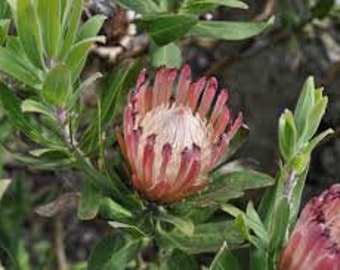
[0,0,339,269]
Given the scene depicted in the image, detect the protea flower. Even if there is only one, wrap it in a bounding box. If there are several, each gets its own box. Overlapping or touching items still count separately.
[279,184,340,270]
[117,65,242,203]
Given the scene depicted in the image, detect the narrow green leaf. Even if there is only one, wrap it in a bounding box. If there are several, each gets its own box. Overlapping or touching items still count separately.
[152,43,182,68]
[304,128,334,155]
[0,19,10,45]
[42,64,71,106]
[210,242,241,270]
[278,110,297,161]
[65,36,105,82]
[79,61,141,153]
[161,249,199,270]
[29,148,67,157]
[38,0,61,58]
[0,0,10,19]
[0,179,11,200]
[304,98,327,141]
[87,233,141,270]
[16,0,44,68]
[288,167,308,231]
[115,0,161,14]
[60,0,82,58]
[157,221,244,254]
[108,221,147,237]
[0,83,60,146]
[187,170,274,206]
[269,197,290,250]
[246,201,268,243]
[138,14,198,46]
[294,77,315,135]
[212,170,275,192]
[78,178,102,220]
[67,72,103,109]
[77,15,106,41]
[21,99,55,119]
[188,16,274,40]
[99,197,134,221]
[0,46,41,88]
[221,204,268,245]
[181,0,248,14]
[158,212,195,236]
[8,151,73,170]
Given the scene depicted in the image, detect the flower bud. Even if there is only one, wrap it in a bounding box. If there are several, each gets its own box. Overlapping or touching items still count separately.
[280,184,340,270]
[117,65,242,203]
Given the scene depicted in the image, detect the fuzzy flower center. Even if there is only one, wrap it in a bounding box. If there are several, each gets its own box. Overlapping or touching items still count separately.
[137,104,212,184]
[139,104,211,151]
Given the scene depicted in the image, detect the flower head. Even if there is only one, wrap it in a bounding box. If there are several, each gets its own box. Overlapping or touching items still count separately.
[117,65,242,203]
[280,184,340,270]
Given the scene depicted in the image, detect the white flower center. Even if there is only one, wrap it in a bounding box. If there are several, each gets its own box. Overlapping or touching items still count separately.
[137,104,212,185]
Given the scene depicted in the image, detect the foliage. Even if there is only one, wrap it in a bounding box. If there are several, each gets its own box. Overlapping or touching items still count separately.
[0,0,336,269]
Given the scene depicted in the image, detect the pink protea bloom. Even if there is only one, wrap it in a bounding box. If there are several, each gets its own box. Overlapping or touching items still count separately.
[280,184,340,270]
[117,65,242,203]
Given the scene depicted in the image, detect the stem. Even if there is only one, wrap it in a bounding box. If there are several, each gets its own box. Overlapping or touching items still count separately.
[54,107,73,149]
[54,215,67,270]
[283,170,296,202]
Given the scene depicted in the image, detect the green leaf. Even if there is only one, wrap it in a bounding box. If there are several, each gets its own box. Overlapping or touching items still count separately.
[311,0,335,19]
[0,19,10,45]
[269,198,290,250]
[77,15,107,41]
[0,46,41,88]
[21,99,55,119]
[8,150,73,170]
[288,167,308,231]
[115,0,161,14]
[38,0,61,58]
[0,179,11,200]
[87,233,141,270]
[304,128,334,155]
[79,61,141,153]
[221,204,268,246]
[157,221,244,254]
[152,43,182,68]
[42,64,71,106]
[304,98,328,141]
[158,212,195,236]
[78,178,102,220]
[161,249,199,270]
[210,242,241,270]
[67,72,103,109]
[0,83,60,146]
[0,0,10,19]
[181,0,248,14]
[188,16,274,40]
[16,0,44,68]
[60,0,82,57]
[65,36,105,82]
[99,197,134,221]
[278,110,297,161]
[138,14,198,46]
[294,77,315,136]
[29,147,68,157]
[188,170,274,206]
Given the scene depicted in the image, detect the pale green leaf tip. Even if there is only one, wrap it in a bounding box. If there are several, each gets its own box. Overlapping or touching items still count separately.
[240,2,249,9]
[267,15,275,25]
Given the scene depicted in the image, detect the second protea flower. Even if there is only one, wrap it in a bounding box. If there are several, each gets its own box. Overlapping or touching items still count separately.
[117,65,242,203]
[280,184,340,270]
